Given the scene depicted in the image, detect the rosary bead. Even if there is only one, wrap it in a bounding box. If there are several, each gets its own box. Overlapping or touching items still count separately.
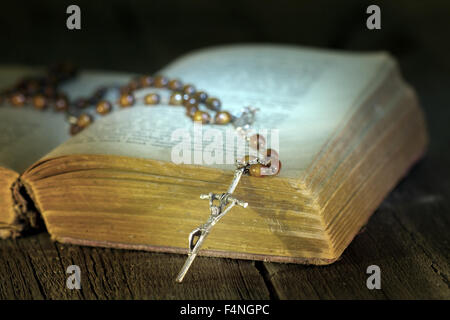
[183,96,198,108]
[96,100,112,115]
[154,75,169,88]
[186,105,198,118]
[169,92,183,106]
[10,92,26,107]
[140,75,154,88]
[249,134,266,151]
[214,111,232,124]
[183,84,196,96]
[119,93,135,107]
[120,85,132,94]
[182,93,191,102]
[77,113,93,128]
[168,79,183,91]
[70,124,83,135]
[205,97,221,111]
[54,95,69,111]
[249,163,264,177]
[128,78,141,91]
[193,91,208,103]
[193,110,211,124]
[144,93,160,105]
[32,94,47,110]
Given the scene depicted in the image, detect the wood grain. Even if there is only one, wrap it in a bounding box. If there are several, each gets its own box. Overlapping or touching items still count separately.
[0,151,448,299]
[0,232,270,299]
[0,0,449,300]
[262,159,450,299]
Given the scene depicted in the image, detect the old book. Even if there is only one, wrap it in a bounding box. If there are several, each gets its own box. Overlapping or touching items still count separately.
[0,45,427,265]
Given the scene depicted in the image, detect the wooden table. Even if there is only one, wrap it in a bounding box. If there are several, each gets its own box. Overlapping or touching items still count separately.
[0,1,449,300]
[1,82,448,300]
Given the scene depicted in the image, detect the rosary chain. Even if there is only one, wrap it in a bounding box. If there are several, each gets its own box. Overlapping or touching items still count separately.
[0,63,283,282]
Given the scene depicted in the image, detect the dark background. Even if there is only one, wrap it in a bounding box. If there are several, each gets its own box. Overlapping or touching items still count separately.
[0,0,449,156]
[0,0,449,299]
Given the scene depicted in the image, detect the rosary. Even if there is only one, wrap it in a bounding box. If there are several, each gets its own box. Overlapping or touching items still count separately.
[0,63,282,282]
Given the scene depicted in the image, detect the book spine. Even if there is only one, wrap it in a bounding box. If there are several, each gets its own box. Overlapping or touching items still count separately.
[2,178,42,238]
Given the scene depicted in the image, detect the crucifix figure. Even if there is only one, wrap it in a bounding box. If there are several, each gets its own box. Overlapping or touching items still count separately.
[176,107,267,282]
[176,157,267,282]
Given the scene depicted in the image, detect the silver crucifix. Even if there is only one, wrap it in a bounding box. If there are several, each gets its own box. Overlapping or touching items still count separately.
[176,107,264,282]
[176,162,257,283]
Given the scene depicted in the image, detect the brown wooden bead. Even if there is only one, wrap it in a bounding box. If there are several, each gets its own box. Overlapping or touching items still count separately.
[183,84,196,96]
[183,96,198,108]
[128,78,141,91]
[249,134,266,151]
[193,91,208,103]
[32,94,47,110]
[140,75,153,88]
[144,93,160,105]
[54,95,69,111]
[119,93,135,107]
[96,100,112,115]
[154,75,168,88]
[77,113,93,128]
[169,92,183,106]
[168,79,183,91]
[120,85,132,94]
[193,110,211,124]
[182,93,191,102]
[249,163,264,177]
[70,124,83,135]
[214,111,232,124]
[10,92,26,107]
[186,105,198,118]
[205,97,221,111]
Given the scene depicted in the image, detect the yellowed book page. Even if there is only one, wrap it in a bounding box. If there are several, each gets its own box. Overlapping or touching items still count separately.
[0,67,71,173]
[45,45,392,178]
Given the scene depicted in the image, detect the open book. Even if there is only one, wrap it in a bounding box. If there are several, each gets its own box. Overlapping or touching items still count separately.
[0,45,427,264]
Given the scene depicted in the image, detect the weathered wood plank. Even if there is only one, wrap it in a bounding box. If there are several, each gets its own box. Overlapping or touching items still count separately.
[0,233,270,299]
[262,155,450,300]
[1,0,450,301]
[260,7,450,299]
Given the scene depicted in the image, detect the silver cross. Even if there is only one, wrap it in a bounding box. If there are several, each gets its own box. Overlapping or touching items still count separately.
[175,165,250,282]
